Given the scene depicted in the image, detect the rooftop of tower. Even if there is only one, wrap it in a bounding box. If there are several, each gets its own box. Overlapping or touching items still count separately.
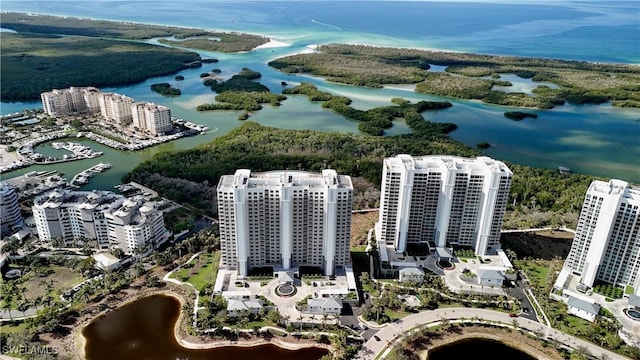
[218,169,353,190]
[589,179,640,201]
[384,154,512,175]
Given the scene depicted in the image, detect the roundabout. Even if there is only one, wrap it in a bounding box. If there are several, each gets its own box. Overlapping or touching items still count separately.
[437,259,455,270]
[275,283,297,297]
[623,308,640,321]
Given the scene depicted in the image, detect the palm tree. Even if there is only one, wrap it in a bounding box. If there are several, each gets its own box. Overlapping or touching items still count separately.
[39,279,57,307]
[20,285,29,302]
[2,296,14,320]
[18,299,31,317]
[321,313,329,329]
[281,314,290,327]
[297,313,304,331]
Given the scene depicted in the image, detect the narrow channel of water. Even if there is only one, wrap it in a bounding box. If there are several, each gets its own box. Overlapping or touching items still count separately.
[82,294,328,360]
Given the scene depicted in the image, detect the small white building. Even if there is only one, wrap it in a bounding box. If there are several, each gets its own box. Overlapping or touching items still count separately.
[307,297,343,315]
[476,269,504,287]
[567,296,601,322]
[399,267,424,283]
[278,271,295,284]
[93,252,122,272]
[226,299,263,317]
[628,294,640,310]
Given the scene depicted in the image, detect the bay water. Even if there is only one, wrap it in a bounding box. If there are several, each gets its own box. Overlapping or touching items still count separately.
[1,1,638,184]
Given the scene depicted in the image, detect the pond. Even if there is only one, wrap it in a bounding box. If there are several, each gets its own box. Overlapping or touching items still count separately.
[82,294,328,360]
[427,337,536,360]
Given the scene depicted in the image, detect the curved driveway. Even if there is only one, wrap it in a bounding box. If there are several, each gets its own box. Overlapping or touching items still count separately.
[358,308,631,360]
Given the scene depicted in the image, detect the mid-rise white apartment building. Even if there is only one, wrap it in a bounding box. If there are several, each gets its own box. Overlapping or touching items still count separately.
[32,190,168,255]
[1,182,23,237]
[99,92,134,125]
[563,179,640,293]
[375,155,512,256]
[41,86,101,116]
[132,102,173,135]
[217,169,353,277]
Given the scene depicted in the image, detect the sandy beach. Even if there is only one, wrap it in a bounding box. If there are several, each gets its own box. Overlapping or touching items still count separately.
[253,39,290,50]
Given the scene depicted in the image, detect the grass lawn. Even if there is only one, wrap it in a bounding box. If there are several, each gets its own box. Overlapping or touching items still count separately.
[0,321,28,334]
[246,320,269,328]
[385,308,411,320]
[557,314,592,334]
[171,251,220,291]
[518,260,553,289]
[23,265,85,299]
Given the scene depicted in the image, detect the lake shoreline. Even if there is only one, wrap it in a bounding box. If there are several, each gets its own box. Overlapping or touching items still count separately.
[75,288,330,360]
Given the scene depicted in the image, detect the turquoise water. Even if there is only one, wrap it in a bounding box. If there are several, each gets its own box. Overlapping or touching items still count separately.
[1,1,639,184]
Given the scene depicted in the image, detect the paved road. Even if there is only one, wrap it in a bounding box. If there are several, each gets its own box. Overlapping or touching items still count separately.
[358,308,631,360]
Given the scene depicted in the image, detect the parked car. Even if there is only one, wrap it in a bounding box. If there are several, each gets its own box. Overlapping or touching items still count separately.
[373,335,381,341]
[509,313,518,317]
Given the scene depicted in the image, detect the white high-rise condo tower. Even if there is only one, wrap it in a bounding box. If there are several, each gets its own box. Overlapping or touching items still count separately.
[1,182,24,237]
[217,169,353,277]
[563,179,640,294]
[375,155,512,256]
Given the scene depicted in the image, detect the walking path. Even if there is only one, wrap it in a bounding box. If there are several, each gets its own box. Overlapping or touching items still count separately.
[358,308,631,360]
[163,252,203,326]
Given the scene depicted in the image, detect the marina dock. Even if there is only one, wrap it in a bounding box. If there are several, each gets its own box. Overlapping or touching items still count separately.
[69,163,112,187]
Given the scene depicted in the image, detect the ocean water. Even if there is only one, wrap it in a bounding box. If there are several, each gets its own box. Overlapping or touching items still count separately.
[2,1,638,63]
[1,1,639,184]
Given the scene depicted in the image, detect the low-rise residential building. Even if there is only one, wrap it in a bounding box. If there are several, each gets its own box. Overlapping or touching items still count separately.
[227,299,263,317]
[567,296,601,322]
[398,267,424,283]
[93,252,123,271]
[307,297,343,315]
[629,294,640,311]
[32,189,168,255]
[476,268,505,287]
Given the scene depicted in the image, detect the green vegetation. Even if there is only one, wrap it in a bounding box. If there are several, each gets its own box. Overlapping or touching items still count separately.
[593,284,623,299]
[197,68,285,115]
[504,111,538,121]
[171,252,219,292]
[125,121,594,223]
[0,12,270,101]
[1,33,200,101]
[151,82,181,97]
[2,12,221,39]
[269,44,640,108]
[197,91,286,112]
[283,83,454,136]
[157,33,268,53]
[454,249,476,259]
[3,12,268,52]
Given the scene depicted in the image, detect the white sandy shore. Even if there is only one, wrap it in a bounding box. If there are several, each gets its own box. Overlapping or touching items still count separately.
[254,39,290,50]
